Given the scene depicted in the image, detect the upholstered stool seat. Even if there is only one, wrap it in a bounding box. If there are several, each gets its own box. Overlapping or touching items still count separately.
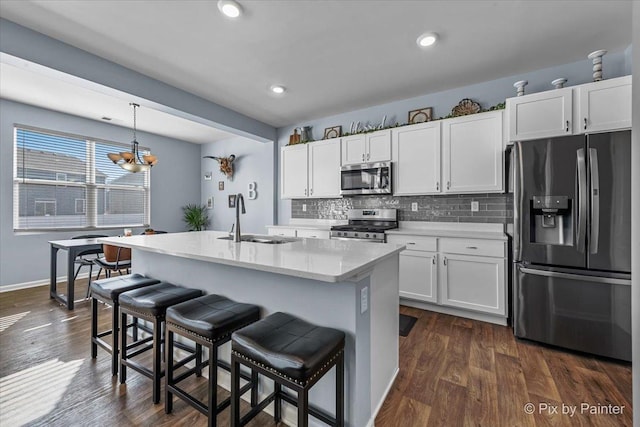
[165,294,261,426]
[90,274,160,376]
[231,312,345,427]
[119,282,203,404]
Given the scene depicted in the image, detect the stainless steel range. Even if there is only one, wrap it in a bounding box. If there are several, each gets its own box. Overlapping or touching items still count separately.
[330,209,397,243]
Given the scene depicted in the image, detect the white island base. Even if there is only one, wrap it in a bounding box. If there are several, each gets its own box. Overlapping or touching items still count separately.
[127,243,399,427]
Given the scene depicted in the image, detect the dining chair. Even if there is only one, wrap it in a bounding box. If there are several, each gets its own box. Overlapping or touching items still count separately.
[92,244,132,296]
[71,234,108,298]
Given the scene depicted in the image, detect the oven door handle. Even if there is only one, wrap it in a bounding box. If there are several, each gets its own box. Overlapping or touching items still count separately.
[330,236,385,243]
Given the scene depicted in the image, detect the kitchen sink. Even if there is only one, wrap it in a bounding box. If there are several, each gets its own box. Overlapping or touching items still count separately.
[217,235,297,244]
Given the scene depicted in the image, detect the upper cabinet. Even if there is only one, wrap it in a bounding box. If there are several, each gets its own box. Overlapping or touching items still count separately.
[442,111,504,194]
[341,129,391,165]
[507,75,632,142]
[578,75,632,134]
[281,138,341,199]
[507,87,573,141]
[392,122,441,195]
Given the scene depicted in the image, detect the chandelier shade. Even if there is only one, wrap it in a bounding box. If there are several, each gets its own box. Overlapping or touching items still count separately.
[107,103,157,173]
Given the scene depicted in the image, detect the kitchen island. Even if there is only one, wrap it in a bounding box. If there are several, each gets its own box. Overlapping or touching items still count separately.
[100,231,403,427]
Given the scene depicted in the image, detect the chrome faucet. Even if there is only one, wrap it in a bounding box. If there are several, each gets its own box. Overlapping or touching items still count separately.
[233,193,246,242]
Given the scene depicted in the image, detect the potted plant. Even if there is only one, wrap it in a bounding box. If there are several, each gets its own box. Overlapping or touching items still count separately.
[182,204,210,231]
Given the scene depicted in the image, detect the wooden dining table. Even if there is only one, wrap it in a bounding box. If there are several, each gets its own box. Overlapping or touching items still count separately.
[49,238,103,310]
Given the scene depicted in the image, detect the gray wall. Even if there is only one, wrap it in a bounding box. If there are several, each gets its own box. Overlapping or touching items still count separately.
[0,99,201,287]
[631,2,639,424]
[292,193,512,224]
[276,51,630,224]
[201,137,275,234]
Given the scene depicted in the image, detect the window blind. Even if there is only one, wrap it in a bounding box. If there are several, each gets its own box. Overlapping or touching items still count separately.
[13,126,150,231]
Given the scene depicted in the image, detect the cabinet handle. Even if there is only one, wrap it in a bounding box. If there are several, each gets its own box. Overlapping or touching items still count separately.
[446,181,450,190]
[436,181,439,191]
[304,188,307,196]
[466,246,478,249]
[432,256,436,265]
[566,120,570,132]
[584,118,587,130]
[367,153,370,160]
[362,153,365,161]
[406,242,416,245]
[443,256,447,266]
[310,188,313,195]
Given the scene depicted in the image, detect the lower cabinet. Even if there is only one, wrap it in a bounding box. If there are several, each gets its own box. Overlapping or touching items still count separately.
[439,253,506,316]
[399,251,437,303]
[388,233,507,322]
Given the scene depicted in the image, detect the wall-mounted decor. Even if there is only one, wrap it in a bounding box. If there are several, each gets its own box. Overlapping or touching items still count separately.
[218,181,224,191]
[203,155,236,180]
[323,126,342,139]
[228,194,236,208]
[248,182,257,200]
[408,107,433,124]
[450,99,481,117]
[204,172,212,181]
[207,197,213,209]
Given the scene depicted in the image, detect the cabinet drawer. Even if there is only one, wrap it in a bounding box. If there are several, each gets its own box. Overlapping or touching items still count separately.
[440,238,505,257]
[296,229,330,239]
[387,235,437,252]
[267,227,297,237]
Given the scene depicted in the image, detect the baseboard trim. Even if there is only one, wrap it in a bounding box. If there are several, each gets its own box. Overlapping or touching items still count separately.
[367,367,400,427]
[1,272,93,293]
[400,298,508,326]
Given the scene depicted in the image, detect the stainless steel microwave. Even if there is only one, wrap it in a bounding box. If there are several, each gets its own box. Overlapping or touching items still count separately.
[340,162,392,195]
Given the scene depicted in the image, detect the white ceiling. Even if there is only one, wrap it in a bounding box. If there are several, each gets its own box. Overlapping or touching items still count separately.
[0,1,634,128]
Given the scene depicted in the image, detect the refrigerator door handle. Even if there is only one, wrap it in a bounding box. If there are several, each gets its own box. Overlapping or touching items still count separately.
[576,149,587,253]
[589,148,600,254]
[513,143,523,260]
[519,266,631,286]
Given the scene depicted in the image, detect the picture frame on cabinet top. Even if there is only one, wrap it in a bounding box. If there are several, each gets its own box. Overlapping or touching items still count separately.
[408,107,433,124]
[323,126,342,139]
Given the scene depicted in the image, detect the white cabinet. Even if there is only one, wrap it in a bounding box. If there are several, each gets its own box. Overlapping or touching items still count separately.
[280,144,308,199]
[578,75,632,133]
[281,138,341,199]
[392,122,441,195]
[507,87,573,141]
[308,138,342,198]
[390,233,508,322]
[439,253,506,316]
[442,111,504,193]
[507,76,632,142]
[341,130,391,165]
[399,251,438,303]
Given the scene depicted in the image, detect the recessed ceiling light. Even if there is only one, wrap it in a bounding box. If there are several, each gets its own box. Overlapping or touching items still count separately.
[217,0,242,18]
[270,85,286,94]
[416,32,438,48]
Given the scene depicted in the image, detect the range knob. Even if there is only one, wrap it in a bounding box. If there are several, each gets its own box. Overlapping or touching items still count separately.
[365,234,370,238]
[354,233,359,237]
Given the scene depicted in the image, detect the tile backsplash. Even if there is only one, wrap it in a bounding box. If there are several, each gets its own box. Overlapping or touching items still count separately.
[292,193,514,224]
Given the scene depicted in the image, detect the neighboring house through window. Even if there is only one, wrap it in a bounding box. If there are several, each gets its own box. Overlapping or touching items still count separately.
[13,126,151,231]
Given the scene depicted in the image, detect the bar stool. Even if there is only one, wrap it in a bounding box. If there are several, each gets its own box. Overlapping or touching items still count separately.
[90,274,161,375]
[164,294,261,426]
[230,312,345,427]
[118,282,203,403]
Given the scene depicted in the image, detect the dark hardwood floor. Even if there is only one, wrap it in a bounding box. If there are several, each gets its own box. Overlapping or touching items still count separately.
[0,281,632,426]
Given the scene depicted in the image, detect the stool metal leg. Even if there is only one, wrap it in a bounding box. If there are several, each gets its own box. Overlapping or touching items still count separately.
[119,310,127,384]
[336,352,344,427]
[111,301,120,376]
[91,297,98,358]
[152,316,162,404]
[230,354,241,425]
[165,327,174,414]
[250,369,258,407]
[208,344,217,427]
[297,387,309,427]
[274,382,282,422]
[195,343,203,378]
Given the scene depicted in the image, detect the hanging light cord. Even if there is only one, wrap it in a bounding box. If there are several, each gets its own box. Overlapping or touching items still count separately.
[130,103,142,163]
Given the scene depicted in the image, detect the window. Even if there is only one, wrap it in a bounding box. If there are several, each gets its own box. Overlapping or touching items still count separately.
[13,126,150,231]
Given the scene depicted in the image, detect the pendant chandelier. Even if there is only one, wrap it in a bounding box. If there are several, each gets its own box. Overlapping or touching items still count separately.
[107,103,157,173]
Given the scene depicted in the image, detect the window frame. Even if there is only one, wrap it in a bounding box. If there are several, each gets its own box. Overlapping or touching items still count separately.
[13,124,151,232]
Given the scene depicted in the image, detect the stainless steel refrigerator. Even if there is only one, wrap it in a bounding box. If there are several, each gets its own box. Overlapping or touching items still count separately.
[513,130,631,361]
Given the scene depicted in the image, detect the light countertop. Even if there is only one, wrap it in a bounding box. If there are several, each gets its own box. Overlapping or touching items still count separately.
[100,231,404,283]
[387,222,508,240]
